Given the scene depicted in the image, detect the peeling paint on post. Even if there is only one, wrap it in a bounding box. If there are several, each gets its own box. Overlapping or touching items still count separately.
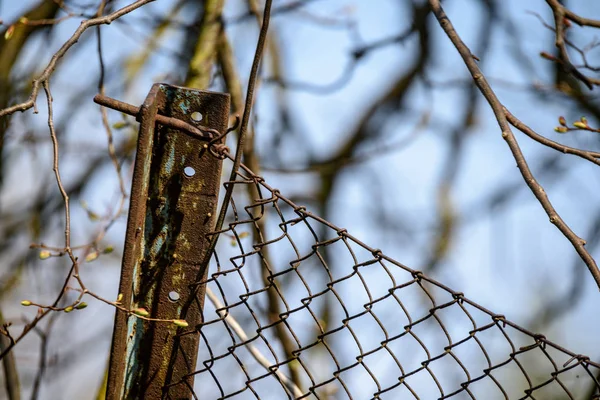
[105,84,229,399]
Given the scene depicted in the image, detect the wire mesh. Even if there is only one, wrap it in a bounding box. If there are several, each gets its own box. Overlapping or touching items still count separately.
[167,153,600,400]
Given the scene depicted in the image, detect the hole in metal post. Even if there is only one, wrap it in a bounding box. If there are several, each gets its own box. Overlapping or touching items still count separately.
[184,166,195,177]
[168,291,180,302]
[191,111,203,122]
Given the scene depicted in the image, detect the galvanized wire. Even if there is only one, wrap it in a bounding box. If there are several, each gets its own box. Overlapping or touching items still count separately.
[167,151,600,399]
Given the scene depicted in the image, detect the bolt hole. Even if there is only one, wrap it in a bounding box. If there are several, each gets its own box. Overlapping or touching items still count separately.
[184,166,195,177]
[168,291,180,302]
[191,111,203,122]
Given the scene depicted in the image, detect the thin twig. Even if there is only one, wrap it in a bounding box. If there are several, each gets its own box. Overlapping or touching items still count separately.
[44,82,72,256]
[504,109,600,164]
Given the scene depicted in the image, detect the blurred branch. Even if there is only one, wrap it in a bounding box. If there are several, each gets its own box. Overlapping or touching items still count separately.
[261,111,428,174]
[263,23,415,95]
[0,309,20,400]
[530,209,600,329]
[217,28,244,120]
[0,0,61,201]
[205,287,303,397]
[429,0,600,290]
[461,153,568,224]
[30,313,58,400]
[123,0,185,89]
[185,0,226,89]
[0,0,60,104]
[545,0,599,89]
[97,53,126,200]
[313,2,431,206]
[227,0,320,24]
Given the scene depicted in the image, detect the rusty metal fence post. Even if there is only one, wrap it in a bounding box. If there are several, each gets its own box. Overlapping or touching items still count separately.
[97,84,230,399]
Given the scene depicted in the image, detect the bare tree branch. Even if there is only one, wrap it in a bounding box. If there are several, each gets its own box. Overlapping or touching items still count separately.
[428,0,600,290]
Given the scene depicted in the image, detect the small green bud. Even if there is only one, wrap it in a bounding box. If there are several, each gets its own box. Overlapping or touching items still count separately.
[580,116,588,124]
[64,306,74,313]
[116,293,123,303]
[21,300,32,306]
[112,121,128,129]
[172,319,189,328]
[4,25,15,40]
[103,245,114,254]
[573,121,587,129]
[85,251,99,263]
[39,250,51,260]
[75,302,88,310]
[554,126,568,133]
[133,308,149,317]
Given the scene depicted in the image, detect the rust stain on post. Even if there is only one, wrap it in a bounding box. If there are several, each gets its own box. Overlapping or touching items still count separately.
[105,83,229,399]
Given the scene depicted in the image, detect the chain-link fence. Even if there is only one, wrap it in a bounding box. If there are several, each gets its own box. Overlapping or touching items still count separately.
[158,153,600,399]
